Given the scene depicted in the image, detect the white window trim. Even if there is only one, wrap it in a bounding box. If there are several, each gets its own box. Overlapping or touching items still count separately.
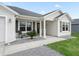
[1,3,19,15]
[18,21,32,32]
[60,21,70,32]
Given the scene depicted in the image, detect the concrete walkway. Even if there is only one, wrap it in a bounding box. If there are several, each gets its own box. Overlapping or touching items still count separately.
[4,36,65,55]
[7,46,63,56]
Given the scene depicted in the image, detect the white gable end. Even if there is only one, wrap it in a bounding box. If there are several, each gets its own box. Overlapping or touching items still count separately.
[0,5,16,43]
[58,14,71,22]
[0,5,16,15]
[44,10,62,21]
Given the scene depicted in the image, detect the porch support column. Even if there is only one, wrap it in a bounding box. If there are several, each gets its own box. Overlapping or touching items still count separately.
[35,21,37,33]
[25,21,27,33]
[40,21,42,37]
[18,20,20,31]
[43,20,46,38]
[31,21,33,31]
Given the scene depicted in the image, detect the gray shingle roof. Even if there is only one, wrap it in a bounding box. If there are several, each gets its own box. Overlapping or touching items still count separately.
[72,19,79,24]
[55,13,64,18]
[43,10,63,16]
[43,10,57,16]
[7,6,43,17]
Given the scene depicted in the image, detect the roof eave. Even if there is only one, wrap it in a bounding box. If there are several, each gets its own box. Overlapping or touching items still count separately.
[57,13,72,21]
[0,3,19,15]
[43,10,62,16]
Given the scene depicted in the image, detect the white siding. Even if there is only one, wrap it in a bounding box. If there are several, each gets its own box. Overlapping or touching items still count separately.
[0,6,15,15]
[58,15,71,37]
[0,6,16,43]
[46,21,58,36]
[44,11,62,36]
[44,11,71,37]
[0,17,5,42]
[6,15,16,43]
[44,11,62,21]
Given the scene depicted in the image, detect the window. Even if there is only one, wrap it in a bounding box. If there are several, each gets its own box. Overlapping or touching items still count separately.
[60,21,70,32]
[66,22,69,31]
[18,21,32,32]
[16,20,18,32]
[27,22,32,31]
[62,22,65,31]
[20,21,26,31]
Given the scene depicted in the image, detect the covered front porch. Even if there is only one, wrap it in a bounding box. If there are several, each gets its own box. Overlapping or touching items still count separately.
[15,15,47,39]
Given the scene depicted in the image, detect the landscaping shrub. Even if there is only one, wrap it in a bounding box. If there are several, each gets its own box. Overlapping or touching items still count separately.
[27,31,37,39]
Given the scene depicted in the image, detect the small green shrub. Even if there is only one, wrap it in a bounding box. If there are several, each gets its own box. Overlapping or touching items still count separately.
[27,31,37,39]
[18,30,22,35]
[17,30,23,38]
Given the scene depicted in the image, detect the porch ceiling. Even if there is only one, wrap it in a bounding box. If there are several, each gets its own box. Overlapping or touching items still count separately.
[16,15,43,21]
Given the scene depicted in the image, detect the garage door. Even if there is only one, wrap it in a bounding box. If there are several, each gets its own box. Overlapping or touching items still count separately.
[0,17,5,55]
[0,17,5,43]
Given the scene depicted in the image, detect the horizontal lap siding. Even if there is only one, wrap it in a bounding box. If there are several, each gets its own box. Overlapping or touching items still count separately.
[58,15,71,37]
[0,17,5,42]
[46,21,58,36]
[72,24,79,32]
[0,6,16,43]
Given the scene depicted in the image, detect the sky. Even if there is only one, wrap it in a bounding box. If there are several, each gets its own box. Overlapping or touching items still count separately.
[2,2,79,19]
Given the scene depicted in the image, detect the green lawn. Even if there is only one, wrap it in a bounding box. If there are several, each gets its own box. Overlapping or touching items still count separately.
[47,32,79,56]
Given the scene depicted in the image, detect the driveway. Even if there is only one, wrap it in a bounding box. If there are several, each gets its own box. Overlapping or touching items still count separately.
[7,46,63,56]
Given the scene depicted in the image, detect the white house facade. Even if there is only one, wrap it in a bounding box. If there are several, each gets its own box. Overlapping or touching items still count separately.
[0,4,71,44]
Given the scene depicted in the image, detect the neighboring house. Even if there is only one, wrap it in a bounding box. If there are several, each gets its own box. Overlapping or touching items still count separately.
[72,19,79,32]
[0,4,71,44]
